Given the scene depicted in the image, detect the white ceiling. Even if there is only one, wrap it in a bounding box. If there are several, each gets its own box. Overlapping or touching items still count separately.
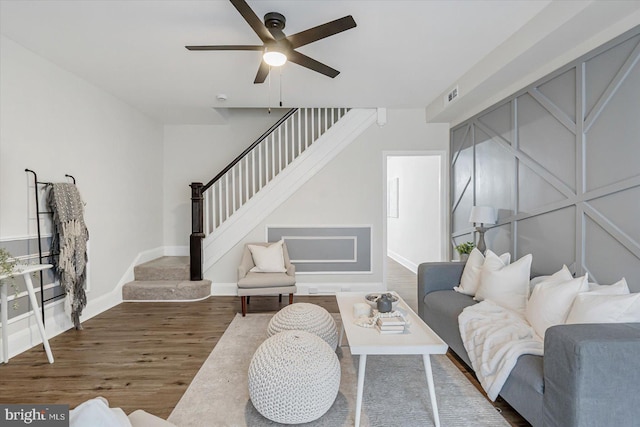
[0,1,632,125]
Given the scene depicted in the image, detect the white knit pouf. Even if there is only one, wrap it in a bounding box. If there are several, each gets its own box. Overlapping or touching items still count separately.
[248,330,341,424]
[268,303,339,350]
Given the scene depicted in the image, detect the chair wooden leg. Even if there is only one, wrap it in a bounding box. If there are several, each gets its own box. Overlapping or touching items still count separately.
[246,296,250,304]
[241,296,247,317]
[279,294,282,303]
[289,293,294,304]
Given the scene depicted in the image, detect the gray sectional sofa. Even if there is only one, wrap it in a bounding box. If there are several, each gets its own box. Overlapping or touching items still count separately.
[417,261,640,427]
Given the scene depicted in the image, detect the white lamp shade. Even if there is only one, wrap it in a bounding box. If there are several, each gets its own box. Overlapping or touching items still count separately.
[469,206,497,225]
[263,50,287,66]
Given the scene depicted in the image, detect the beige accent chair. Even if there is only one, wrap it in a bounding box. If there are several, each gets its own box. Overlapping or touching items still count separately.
[237,242,296,316]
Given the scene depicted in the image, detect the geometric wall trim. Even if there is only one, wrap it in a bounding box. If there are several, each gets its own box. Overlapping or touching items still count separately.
[266,226,372,274]
[451,25,640,291]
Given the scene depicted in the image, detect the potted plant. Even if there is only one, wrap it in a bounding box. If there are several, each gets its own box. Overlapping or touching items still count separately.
[454,241,475,262]
[0,248,19,309]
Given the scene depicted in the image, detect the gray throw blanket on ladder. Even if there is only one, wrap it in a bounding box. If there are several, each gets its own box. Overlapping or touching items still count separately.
[48,183,89,330]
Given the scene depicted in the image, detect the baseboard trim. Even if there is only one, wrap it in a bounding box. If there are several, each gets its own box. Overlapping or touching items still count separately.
[211,283,238,296]
[5,285,121,360]
[121,296,209,303]
[211,281,384,296]
[387,250,418,274]
[298,282,385,295]
[164,246,189,257]
[4,245,186,360]
[113,245,189,295]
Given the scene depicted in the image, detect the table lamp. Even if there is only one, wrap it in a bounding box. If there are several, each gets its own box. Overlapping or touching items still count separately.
[469,206,496,254]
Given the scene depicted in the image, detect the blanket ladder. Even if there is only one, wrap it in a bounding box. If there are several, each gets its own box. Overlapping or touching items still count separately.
[24,168,76,326]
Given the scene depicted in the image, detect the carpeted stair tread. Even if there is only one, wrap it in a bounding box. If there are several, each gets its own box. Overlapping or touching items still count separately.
[123,279,211,301]
[134,256,190,281]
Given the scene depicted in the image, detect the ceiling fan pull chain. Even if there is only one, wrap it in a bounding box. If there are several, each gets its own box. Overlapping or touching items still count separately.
[279,68,283,107]
[268,65,272,114]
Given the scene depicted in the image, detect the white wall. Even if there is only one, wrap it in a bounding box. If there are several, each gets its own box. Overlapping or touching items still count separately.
[426,2,640,126]
[207,109,449,289]
[0,36,163,345]
[387,155,443,273]
[162,110,287,246]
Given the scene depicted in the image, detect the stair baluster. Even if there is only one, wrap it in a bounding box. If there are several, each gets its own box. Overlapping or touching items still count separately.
[189,107,349,280]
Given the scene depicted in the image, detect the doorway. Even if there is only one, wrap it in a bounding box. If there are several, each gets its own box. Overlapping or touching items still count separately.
[384,152,446,310]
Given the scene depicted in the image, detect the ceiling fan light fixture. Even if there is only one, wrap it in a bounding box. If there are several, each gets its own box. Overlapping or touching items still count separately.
[186,0,356,82]
[263,48,287,67]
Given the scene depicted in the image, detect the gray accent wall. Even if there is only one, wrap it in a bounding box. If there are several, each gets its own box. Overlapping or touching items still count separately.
[267,226,372,273]
[451,26,640,291]
[0,237,63,321]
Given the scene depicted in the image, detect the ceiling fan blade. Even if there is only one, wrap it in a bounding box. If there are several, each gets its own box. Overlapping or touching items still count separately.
[254,61,270,84]
[287,15,356,49]
[287,50,340,78]
[185,45,264,51]
[229,0,275,43]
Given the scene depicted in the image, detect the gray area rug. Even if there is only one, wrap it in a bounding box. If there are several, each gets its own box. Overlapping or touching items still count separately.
[168,314,509,427]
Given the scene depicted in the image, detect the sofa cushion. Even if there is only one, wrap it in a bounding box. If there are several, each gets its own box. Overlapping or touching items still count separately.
[237,272,296,288]
[499,354,544,426]
[423,290,476,366]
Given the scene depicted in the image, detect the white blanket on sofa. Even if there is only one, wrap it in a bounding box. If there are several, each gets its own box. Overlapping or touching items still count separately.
[459,300,543,401]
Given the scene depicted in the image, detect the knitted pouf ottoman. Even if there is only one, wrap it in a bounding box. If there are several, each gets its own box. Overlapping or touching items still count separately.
[248,330,341,424]
[268,303,338,350]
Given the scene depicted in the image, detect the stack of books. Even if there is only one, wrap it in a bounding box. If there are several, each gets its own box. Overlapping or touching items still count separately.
[376,316,406,334]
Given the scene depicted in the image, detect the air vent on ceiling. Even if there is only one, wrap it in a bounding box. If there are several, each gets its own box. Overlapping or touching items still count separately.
[444,85,459,106]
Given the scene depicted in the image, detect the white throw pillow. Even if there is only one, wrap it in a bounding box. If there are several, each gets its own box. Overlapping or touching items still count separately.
[70,397,132,427]
[529,265,573,294]
[475,252,532,313]
[566,292,640,324]
[248,240,286,273]
[526,272,587,339]
[529,275,550,293]
[587,278,630,295]
[454,248,510,296]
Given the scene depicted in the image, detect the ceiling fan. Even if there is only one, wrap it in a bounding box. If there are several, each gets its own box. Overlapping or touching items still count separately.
[186,0,357,84]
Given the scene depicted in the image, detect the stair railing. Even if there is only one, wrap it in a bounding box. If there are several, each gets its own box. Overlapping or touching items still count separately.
[190,107,349,280]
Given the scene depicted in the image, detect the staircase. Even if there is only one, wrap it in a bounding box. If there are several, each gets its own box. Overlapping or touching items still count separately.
[123,107,376,300]
[192,107,377,280]
[122,256,211,301]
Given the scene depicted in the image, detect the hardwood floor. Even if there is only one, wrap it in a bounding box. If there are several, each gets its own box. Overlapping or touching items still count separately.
[1,265,528,426]
[0,296,337,419]
[385,256,419,311]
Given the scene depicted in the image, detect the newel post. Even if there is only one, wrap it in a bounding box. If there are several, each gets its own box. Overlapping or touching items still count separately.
[190,182,204,281]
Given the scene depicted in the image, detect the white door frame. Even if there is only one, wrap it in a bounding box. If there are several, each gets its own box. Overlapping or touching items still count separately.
[382,150,449,288]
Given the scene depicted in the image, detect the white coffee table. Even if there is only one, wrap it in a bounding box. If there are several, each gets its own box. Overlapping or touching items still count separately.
[336,292,448,427]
